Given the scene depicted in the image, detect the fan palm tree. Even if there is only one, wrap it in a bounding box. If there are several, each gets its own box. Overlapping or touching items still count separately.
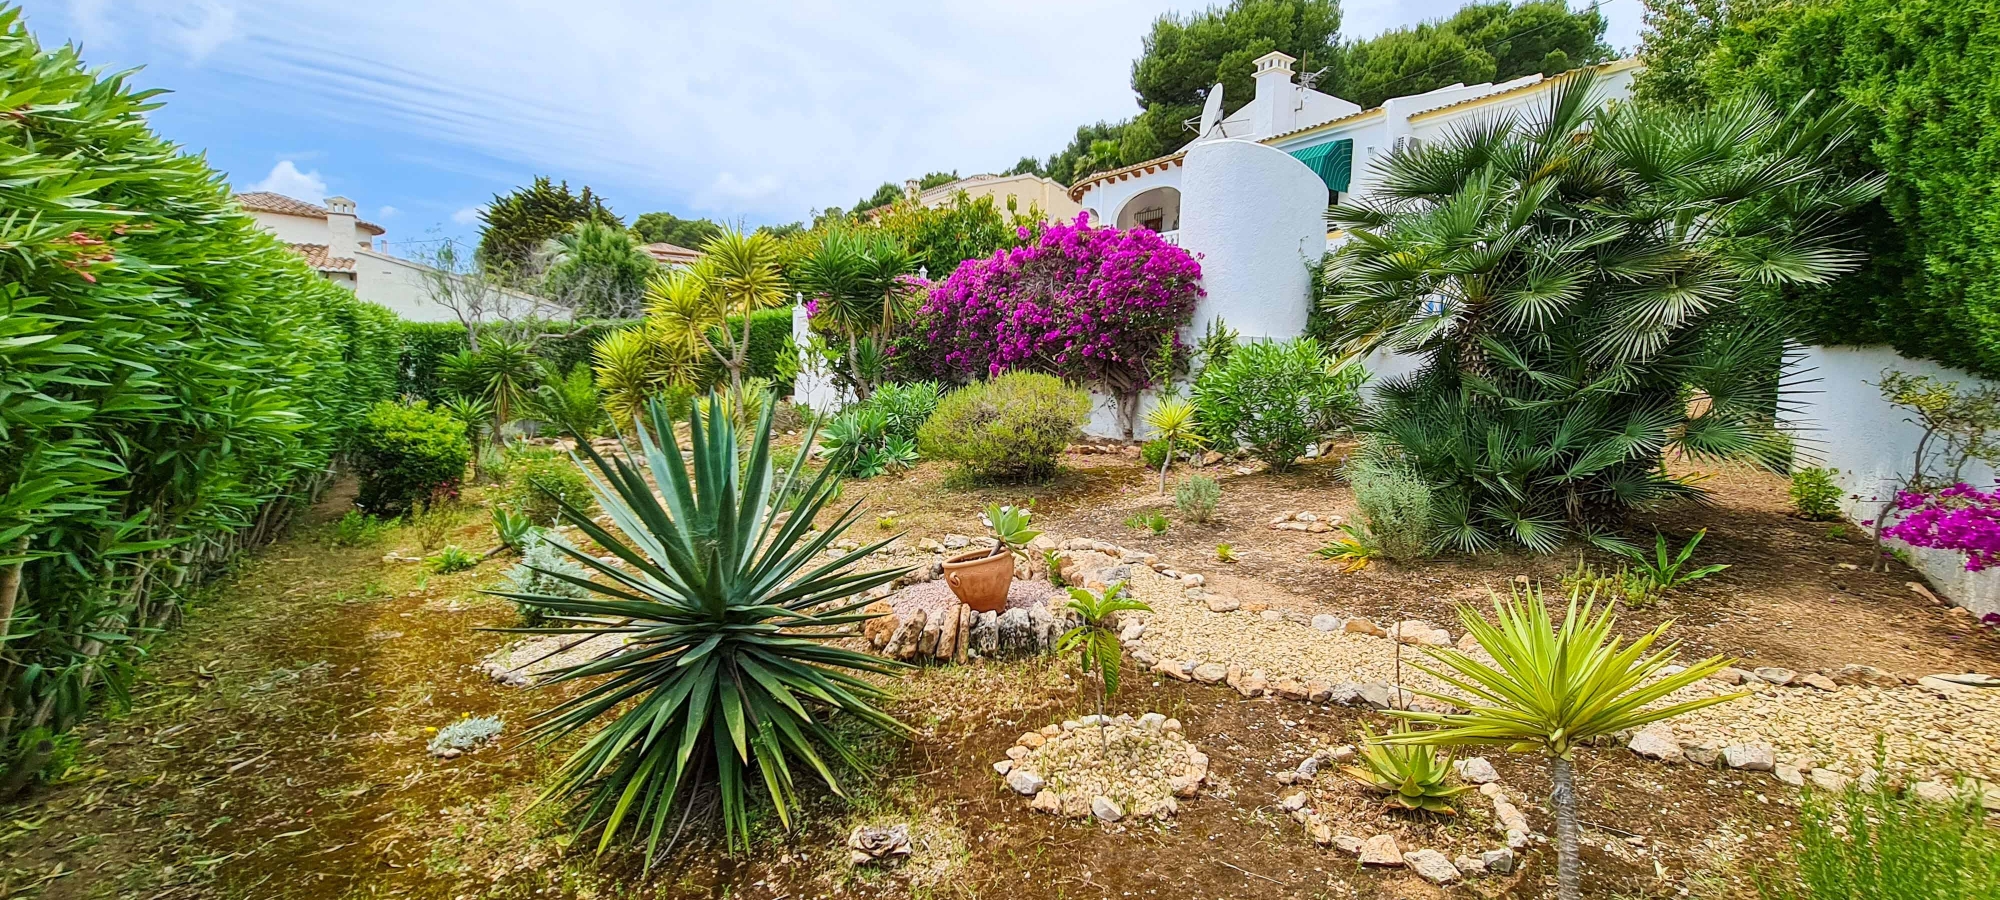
[1382,584,1746,900]
[790,228,919,399]
[1320,71,1883,550]
[494,395,911,862]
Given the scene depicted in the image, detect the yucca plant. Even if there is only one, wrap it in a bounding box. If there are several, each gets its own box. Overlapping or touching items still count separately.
[1344,723,1474,815]
[1144,397,1205,494]
[1055,581,1151,742]
[1382,584,1747,900]
[493,394,911,861]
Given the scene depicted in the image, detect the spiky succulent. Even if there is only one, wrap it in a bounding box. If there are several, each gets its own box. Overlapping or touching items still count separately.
[1344,723,1475,815]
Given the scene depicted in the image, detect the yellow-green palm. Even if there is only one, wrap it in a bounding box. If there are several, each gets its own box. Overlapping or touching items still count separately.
[1383,584,1746,900]
[1143,396,1204,494]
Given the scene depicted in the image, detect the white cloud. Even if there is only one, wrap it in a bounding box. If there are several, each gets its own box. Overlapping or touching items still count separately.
[46,0,1642,223]
[376,205,400,218]
[249,159,327,199]
[451,206,482,225]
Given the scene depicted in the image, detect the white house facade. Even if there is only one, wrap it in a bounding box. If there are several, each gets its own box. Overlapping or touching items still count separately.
[238,191,520,322]
[1069,53,1643,349]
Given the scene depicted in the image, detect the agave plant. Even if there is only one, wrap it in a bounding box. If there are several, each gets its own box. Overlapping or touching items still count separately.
[491,395,911,861]
[1321,71,1882,551]
[1344,723,1474,815]
[1382,584,1747,900]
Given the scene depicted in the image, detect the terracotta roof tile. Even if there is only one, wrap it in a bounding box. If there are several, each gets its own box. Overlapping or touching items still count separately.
[1067,152,1186,201]
[236,191,386,235]
[289,243,356,272]
[641,242,702,265]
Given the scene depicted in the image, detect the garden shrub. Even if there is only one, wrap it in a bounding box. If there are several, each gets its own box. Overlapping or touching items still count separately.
[1141,438,1172,471]
[1191,338,1364,472]
[1757,777,2000,900]
[503,535,591,625]
[0,8,404,758]
[1322,76,1875,551]
[910,213,1201,437]
[819,381,940,478]
[502,448,597,525]
[353,401,473,515]
[1789,467,1844,521]
[1174,475,1221,523]
[918,372,1089,481]
[1347,447,1435,560]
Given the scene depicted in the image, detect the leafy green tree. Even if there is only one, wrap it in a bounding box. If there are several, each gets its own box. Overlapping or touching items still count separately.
[852,171,959,214]
[629,210,722,249]
[476,176,620,271]
[874,192,1027,275]
[503,397,909,861]
[1636,0,2000,378]
[1132,0,1344,140]
[1321,73,1880,550]
[539,220,659,317]
[1336,0,1610,108]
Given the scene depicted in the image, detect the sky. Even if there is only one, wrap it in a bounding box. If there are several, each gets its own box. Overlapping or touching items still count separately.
[18,0,1643,255]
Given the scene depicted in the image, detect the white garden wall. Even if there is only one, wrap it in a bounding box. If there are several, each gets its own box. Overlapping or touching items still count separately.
[1779,344,2000,616]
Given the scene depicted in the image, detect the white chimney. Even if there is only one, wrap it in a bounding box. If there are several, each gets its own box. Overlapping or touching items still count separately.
[903,178,920,200]
[1251,51,1299,139]
[323,195,359,255]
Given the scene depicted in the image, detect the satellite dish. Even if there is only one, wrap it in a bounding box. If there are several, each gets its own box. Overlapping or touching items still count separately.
[1197,83,1225,137]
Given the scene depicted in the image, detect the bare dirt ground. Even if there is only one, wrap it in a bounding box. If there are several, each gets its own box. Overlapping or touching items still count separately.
[0,446,1993,900]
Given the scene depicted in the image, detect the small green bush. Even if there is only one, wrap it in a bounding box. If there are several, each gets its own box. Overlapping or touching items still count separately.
[818,381,940,478]
[1174,475,1220,523]
[1790,467,1844,521]
[918,372,1089,482]
[1192,338,1365,472]
[427,545,480,574]
[353,400,473,515]
[503,448,597,525]
[1758,778,2000,900]
[1347,449,1435,560]
[503,535,592,625]
[1141,438,1172,470]
[330,510,391,547]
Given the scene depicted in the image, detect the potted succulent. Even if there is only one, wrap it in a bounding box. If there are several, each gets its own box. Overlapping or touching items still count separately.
[943,503,1038,612]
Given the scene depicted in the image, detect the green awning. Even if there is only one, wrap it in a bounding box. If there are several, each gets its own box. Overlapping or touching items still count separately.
[1288,138,1353,193]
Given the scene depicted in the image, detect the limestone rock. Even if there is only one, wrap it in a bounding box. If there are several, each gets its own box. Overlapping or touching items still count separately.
[934,603,962,660]
[970,610,999,657]
[1753,667,1797,686]
[1311,614,1342,631]
[1455,757,1501,784]
[1810,769,1852,792]
[1205,595,1241,613]
[1029,790,1064,814]
[1191,662,1228,684]
[1006,768,1046,795]
[1091,796,1124,822]
[993,760,1012,775]
[1280,791,1309,812]
[1627,725,1684,762]
[846,824,912,867]
[1481,848,1516,874]
[1831,663,1901,688]
[1406,849,1461,885]
[1775,763,1805,786]
[1334,834,1366,854]
[1344,617,1389,638]
[1911,780,1957,804]
[1798,673,1839,692]
[1358,834,1404,867]
[1018,731,1046,749]
[1710,667,1751,685]
[1722,744,1776,772]
[996,608,1032,653]
[1455,855,1487,877]
[861,600,899,648]
[1154,658,1193,681]
[1273,678,1310,701]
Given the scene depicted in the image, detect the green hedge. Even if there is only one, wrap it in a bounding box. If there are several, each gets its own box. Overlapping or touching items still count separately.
[353,401,473,515]
[1638,0,2000,376]
[397,309,796,400]
[0,6,401,768]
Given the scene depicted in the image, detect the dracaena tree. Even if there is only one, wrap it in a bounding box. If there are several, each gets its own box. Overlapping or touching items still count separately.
[791,228,920,400]
[1320,71,1882,551]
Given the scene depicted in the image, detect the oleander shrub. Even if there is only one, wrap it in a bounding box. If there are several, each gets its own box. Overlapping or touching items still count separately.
[501,448,597,526]
[918,372,1089,482]
[1192,337,1365,472]
[353,401,474,515]
[0,7,402,771]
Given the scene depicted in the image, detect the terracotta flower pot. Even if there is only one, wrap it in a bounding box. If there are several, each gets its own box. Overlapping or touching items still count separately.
[942,549,1014,613]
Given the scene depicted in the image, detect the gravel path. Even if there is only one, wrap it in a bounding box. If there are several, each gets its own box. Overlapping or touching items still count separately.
[1112,560,2000,784]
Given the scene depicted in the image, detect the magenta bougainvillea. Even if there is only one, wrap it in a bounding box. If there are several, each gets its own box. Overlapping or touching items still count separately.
[1883,482,2000,571]
[908,213,1202,416]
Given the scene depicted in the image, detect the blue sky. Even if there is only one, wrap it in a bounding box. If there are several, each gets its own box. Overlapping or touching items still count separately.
[18,0,1642,255]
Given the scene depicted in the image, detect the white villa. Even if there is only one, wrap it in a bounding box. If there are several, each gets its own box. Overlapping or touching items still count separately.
[1069,52,1641,346]
[238,191,524,322]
